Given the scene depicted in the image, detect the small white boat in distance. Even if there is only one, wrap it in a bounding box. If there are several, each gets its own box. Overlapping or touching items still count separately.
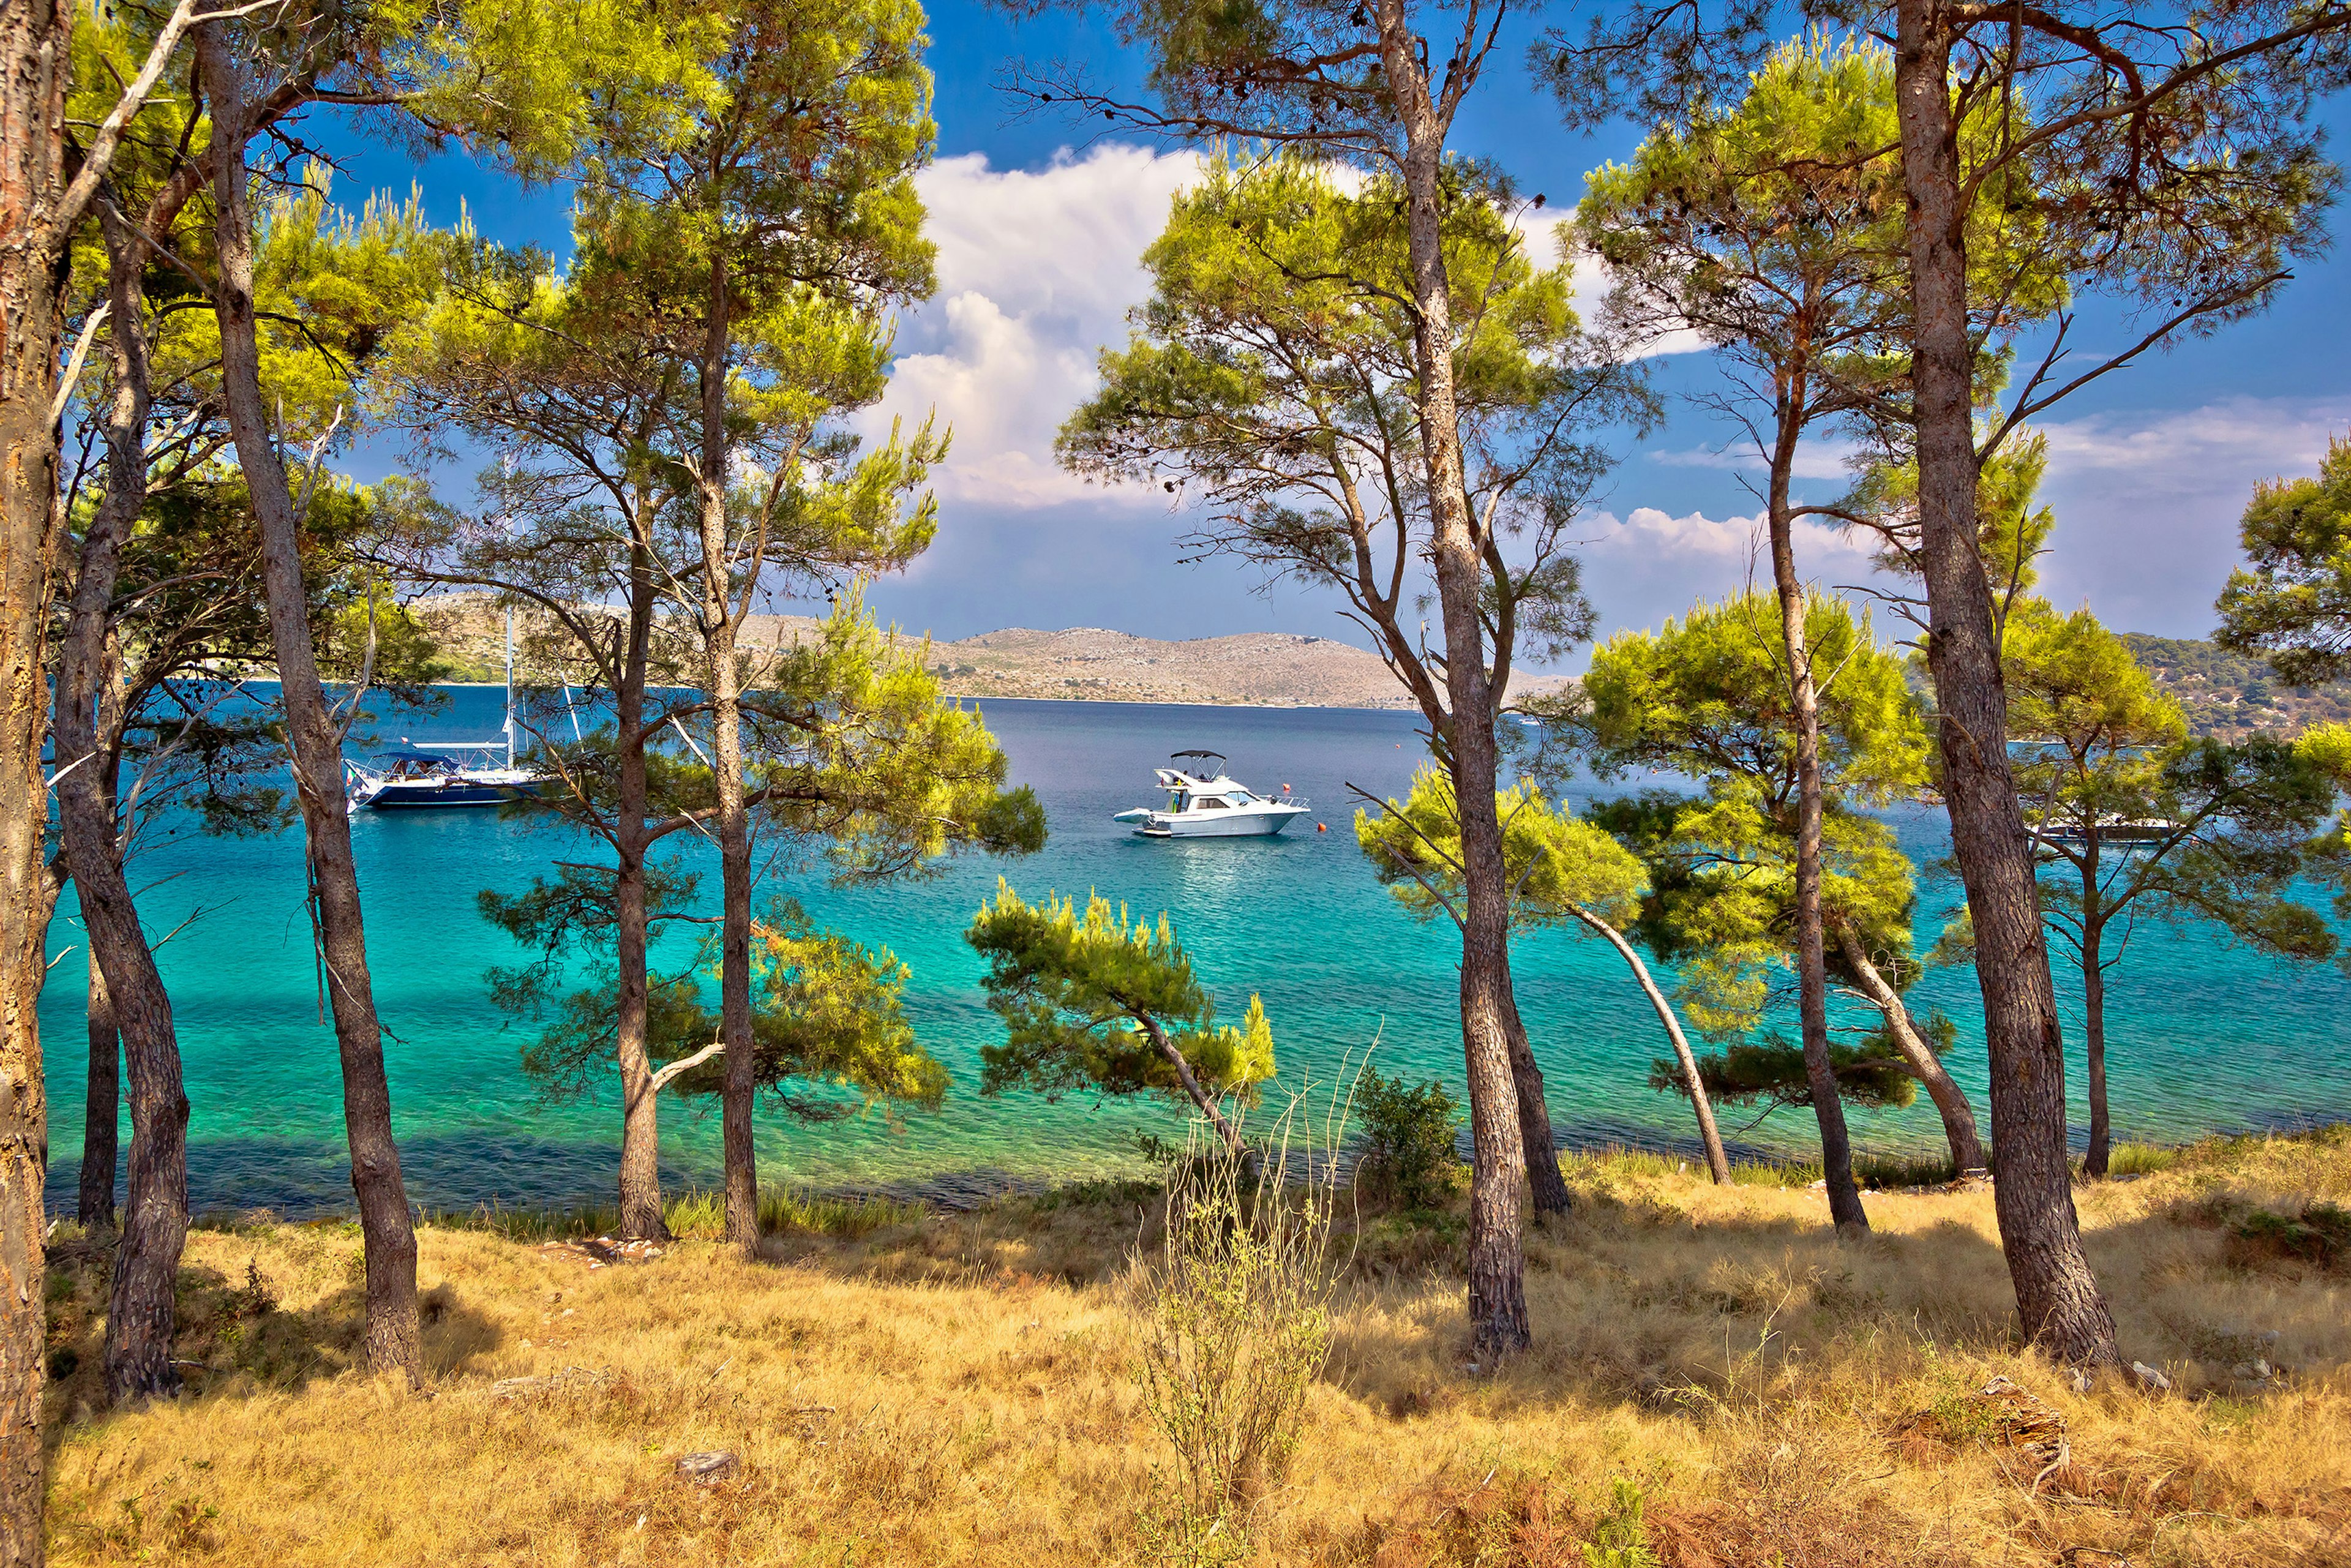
[1113,751,1312,838]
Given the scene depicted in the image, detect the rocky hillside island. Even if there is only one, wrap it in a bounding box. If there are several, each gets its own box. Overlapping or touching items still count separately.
[411,594,1574,710]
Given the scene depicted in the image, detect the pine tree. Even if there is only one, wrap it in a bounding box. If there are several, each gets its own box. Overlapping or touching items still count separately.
[967,884,1275,1156]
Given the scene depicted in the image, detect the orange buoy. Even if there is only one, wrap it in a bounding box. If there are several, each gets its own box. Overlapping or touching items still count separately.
[1316,822,1327,831]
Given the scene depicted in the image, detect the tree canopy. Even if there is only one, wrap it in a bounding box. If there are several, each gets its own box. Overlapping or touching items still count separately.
[966,883,1274,1152]
[2218,433,2351,686]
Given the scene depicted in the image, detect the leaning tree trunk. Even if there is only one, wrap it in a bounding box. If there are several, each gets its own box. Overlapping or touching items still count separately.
[1832,923,1987,1174]
[54,215,193,1400]
[1768,409,1867,1234]
[1143,1019,1245,1157]
[1573,909,1733,1184]
[693,257,759,1252]
[1383,19,1528,1357]
[0,0,74,1544]
[1891,0,2117,1366]
[79,952,118,1228]
[1499,978,1571,1214]
[77,632,123,1234]
[612,544,666,1239]
[201,23,422,1383]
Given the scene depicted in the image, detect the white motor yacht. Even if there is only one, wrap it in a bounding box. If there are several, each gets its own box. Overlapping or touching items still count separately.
[1113,751,1313,838]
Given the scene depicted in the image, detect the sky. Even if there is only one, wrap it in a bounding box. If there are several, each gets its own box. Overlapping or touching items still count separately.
[319,1,2351,667]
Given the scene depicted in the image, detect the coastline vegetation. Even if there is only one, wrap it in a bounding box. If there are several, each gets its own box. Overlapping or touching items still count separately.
[9,0,2351,1558]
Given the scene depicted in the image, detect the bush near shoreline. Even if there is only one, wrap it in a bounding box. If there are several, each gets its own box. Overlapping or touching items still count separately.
[37,1127,2351,1566]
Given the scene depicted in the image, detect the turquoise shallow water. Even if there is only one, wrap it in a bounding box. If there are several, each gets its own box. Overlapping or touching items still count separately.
[39,688,2351,1214]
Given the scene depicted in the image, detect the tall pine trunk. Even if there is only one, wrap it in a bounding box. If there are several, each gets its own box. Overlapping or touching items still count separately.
[1767,397,1866,1234]
[79,953,118,1228]
[694,257,759,1251]
[1832,923,1986,1173]
[1342,482,1566,1215]
[1383,15,1528,1356]
[613,544,666,1239]
[55,214,192,1400]
[1891,1,2117,1365]
[0,0,74,1544]
[200,23,422,1382]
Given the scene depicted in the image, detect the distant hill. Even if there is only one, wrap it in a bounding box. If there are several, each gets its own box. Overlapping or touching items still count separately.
[921,625,1573,710]
[2121,632,2351,740]
[411,594,1573,711]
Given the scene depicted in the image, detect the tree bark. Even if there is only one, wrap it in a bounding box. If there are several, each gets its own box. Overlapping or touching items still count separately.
[1573,908,1732,1184]
[1141,1018,1245,1156]
[1767,396,1867,1234]
[54,208,192,1400]
[1336,467,1566,1215]
[1891,0,2117,1365]
[2082,917,2109,1179]
[612,538,666,1239]
[1832,922,1987,1174]
[78,951,118,1228]
[1,0,75,1545]
[1379,7,1528,1357]
[1499,981,1570,1214]
[200,23,422,1383]
[692,253,759,1251]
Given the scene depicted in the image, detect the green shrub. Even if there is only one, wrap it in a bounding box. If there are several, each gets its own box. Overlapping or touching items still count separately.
[1352,1070,1465,1209]
[2230,1202,2350,1270]
[1581,1476,1661,1568]
[2105,1141,2183,1176]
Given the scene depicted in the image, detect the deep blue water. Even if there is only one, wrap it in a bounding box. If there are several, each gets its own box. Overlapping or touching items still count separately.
[38,688,2351,1214]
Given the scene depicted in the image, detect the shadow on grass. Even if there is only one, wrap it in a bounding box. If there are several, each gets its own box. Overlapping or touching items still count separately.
[40,1227,504,1446]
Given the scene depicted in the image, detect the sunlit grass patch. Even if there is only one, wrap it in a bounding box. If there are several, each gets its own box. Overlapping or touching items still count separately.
[38,1123,2351,1567]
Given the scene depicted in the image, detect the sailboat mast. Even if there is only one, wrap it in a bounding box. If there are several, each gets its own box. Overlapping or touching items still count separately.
[503,605,516,767]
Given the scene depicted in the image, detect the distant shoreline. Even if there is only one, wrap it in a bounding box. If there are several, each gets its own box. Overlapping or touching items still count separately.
[415,678,1427,715]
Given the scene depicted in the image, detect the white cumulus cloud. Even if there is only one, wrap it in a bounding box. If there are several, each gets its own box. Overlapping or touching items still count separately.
[868,144,1204,511]
[1575,505,1892,642]
[2028,395,2351,634]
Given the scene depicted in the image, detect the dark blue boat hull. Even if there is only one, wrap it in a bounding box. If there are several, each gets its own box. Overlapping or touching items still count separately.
[362,781,538,809]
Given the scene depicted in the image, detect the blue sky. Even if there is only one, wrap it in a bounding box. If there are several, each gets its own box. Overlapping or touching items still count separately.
[321,1,2351,663]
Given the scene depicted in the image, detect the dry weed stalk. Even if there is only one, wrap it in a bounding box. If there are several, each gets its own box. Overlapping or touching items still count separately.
[1133,1105,1340,1562]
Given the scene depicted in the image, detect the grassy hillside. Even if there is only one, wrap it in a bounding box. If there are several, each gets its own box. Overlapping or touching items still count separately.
[39,1129,2351,1566]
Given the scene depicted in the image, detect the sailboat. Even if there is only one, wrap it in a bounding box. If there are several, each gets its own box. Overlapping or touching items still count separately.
[344,607,546,812]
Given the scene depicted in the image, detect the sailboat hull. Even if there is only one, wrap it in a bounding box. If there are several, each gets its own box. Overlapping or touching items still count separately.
[362,779,539,809]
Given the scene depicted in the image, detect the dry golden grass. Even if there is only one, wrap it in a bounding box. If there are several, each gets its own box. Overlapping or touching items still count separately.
[37,1128,2351,1567]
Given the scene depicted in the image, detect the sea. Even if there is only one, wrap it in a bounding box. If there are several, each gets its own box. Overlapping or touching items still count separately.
[37,686,2351,1215]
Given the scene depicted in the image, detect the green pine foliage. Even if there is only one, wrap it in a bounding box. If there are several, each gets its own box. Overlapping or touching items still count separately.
[965,883,1274,1134]
[1355,766,1649,934]
[2218,433,2351,686]
[1564,590,1937,1050]
[482,864,944,1113]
